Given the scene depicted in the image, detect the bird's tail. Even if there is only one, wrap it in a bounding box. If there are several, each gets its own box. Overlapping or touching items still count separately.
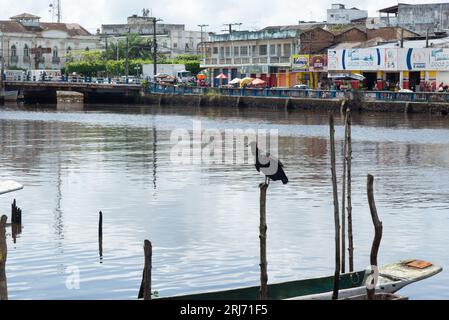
[281,173,289,185]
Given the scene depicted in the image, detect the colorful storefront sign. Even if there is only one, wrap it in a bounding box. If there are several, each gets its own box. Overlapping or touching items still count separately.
[309,55,328,72]
[429,48,449,70]
[291,54,310,71]
[328,48,449,72]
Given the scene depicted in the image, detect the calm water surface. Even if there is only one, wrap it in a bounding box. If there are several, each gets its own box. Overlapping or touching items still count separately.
[0,103,448,300]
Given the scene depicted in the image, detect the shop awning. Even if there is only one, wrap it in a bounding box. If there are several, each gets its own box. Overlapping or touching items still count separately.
[328,73,365,81]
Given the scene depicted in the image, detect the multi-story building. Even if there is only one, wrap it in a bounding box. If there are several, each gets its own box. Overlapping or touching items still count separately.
[201,29,298,87]
[200,25,342,88]
[379,3,449,36]
[327,4,368,25]
[101,13,203,58]
[0,13,101,70]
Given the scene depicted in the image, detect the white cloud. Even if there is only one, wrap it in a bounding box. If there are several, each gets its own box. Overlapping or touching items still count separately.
[0,0,440,34]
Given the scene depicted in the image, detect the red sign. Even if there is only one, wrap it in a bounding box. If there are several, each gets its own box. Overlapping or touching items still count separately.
[30,47,52,54]
[310,55,328,72]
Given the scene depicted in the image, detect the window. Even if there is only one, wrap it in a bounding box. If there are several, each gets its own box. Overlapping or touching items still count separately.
[234,46,239,56]
[270,44,276,56]
[85,47,90,51]
[252,45,256,55]
[66,46,72,54]
[213,47,218,54]
[283,44,291,56]
[220,47,224,58]
[24,45,29,57]
[277,44,282,57]
[11,45,17,57]
[225,46,230,57]
[240,46,248,56]
[173,43,178,48]
[53,46,58,58]
[259,45,267,56]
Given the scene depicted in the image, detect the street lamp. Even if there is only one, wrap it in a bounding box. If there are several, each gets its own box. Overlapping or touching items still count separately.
[198,24,209,61]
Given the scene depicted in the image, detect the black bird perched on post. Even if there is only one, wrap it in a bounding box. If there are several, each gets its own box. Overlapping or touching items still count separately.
[250,142,289,185]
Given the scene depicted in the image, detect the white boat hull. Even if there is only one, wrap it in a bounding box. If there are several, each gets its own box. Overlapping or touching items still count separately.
[1,90,19,102]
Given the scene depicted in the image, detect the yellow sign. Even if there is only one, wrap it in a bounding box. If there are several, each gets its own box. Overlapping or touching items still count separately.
[292,54,310,71]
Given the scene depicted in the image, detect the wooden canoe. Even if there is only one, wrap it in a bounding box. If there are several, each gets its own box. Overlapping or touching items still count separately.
[158,259,442,300]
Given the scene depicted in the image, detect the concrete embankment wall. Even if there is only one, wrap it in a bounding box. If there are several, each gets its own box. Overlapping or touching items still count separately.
[137,93,449,115]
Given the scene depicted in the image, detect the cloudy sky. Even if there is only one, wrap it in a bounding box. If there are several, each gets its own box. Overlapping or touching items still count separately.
[0,0,435,33]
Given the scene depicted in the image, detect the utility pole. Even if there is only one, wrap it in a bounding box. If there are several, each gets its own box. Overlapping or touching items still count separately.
[223,23,241,34]
[152,17,162,78]
[125,29,130,83]
[198,24,209,59]
[400,28,404,48]
[0,34,4,90]
[49,0,62,23]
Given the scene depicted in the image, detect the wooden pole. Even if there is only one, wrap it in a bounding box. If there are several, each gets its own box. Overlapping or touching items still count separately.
[346,109,354,272]
[142,240,152,300]
[98,211,103,260]
[366,175,383,300]
[329,114,341,300]
[0,215,8,300]
[259,182,269,300]
[341,111,349,274]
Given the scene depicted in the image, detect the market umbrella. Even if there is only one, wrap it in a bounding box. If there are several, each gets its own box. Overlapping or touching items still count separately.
[229,78,242,85]
[197,74,206,80]
[215,73,228,79]
[252,78,266,86]
[328,73,365,81]
[240,77,254,87]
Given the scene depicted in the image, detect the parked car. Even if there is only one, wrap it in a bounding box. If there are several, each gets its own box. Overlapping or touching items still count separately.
[293,84,310,90]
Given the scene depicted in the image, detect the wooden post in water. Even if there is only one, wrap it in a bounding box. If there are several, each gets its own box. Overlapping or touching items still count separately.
[98,211,103,260]
[346,109,354,272]
[366,175,383,300]
[0,215,8,300]
[11,200,22,225]
[142,240,152,300]
[259,182,269,300]
[329,114,341,300]
[341,111,349,274]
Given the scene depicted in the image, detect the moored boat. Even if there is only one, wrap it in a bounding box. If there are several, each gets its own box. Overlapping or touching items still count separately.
[156,259,442,300]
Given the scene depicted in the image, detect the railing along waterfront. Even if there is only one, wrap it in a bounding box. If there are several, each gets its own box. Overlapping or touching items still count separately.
[149,83,449,103]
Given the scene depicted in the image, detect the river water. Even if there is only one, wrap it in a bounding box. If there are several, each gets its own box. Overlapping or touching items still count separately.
[0,103,448,300]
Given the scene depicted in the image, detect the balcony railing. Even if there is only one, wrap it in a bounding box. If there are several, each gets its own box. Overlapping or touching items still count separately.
[148,83,449,104]
[200,55,293,67]
[52,56,61,64]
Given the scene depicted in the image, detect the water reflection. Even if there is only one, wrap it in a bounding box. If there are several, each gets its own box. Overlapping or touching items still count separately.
[0,104,448,300]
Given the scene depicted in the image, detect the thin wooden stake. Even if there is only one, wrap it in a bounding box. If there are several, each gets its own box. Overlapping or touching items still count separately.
[341,111,349,274]
[259,182,269,300]
[0,215,8,300]
[366,175,383,300]
[99,211,103,260]
[329,114,341,300]
[346,109,354,272]
[142,240,152,300]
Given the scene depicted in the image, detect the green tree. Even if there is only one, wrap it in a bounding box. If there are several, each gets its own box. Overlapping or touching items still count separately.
[104,34,153,61]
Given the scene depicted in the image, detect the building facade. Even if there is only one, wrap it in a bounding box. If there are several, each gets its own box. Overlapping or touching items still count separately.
[0,13,101,70]
[200,29,298,87]
[379,3,449,36]
[327,4,368,24]
[101,13,203,58]
[328,44,449,91]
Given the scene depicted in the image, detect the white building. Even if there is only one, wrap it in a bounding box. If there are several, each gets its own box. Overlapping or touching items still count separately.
[327,4,368,24]
[0,13,101,70]
[102,13,204,58]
